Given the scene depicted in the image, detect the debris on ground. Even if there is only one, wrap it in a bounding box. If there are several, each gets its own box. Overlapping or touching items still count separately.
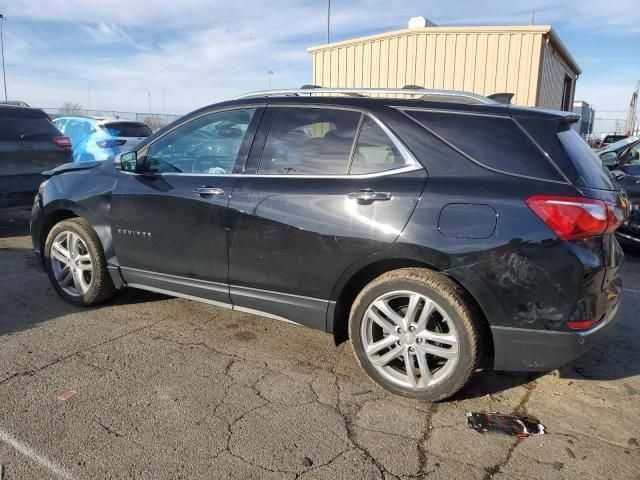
[57,390,77,401]
[565,447,576,459]
[466,412,546,437]
[302,457,313,467]
[628,438,639,447]
[552,461,564,471]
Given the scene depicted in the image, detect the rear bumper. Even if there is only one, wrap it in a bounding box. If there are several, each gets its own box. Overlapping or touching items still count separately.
[492,301,620,371]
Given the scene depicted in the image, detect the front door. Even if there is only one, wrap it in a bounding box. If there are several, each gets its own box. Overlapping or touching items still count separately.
[111,107,263,304]
[227,106,427,328]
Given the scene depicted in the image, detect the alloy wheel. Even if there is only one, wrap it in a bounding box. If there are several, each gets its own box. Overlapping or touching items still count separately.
[361,290,460,390]
[50,231,94,297]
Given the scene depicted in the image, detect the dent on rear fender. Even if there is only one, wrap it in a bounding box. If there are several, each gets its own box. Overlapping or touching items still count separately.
[447,245,582,330]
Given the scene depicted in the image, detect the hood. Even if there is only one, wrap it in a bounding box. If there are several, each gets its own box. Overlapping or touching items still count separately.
[43,160,104,178]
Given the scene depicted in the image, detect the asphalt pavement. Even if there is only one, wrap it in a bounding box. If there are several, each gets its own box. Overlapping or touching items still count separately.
[0,206,639,479]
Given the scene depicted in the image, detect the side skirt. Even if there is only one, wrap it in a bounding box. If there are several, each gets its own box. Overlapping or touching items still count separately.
[120,267,328,330]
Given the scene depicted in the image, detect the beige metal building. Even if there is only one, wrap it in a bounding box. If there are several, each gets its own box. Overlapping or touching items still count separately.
[308,25,581,110]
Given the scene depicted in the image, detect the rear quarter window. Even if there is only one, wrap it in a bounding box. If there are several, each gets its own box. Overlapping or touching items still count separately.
[404,110,564,181]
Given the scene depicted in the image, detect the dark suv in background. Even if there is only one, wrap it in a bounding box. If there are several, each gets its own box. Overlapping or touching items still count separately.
[30,87,626,401]
[0,106,72,208]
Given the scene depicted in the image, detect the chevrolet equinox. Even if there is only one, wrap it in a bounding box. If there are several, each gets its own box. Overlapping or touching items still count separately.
[31,87,626,401]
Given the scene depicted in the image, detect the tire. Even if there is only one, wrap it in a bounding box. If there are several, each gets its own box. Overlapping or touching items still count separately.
[44,218,117,307]
[349,268,481,402]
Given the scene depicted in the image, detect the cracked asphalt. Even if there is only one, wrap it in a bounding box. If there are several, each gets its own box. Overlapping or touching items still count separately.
[1,206,639,479]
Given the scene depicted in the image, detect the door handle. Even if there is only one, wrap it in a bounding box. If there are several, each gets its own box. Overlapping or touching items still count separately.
[194,186,225,197]
[347,190,392,202]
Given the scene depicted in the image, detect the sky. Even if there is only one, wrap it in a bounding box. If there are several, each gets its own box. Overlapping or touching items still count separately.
[1,0,639,117]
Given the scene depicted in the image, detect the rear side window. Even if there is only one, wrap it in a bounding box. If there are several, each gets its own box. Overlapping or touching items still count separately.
[0,109,60,141]
[405,110,564,181]
[258,108,361,175]
[349,117,406,175]
[101,122,152,138]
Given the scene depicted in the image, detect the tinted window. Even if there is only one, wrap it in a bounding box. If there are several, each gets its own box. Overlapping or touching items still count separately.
[101,122,152,138]
[405,110,564,181]
[0,108,60,141]
[146,108,256,174]
[558,129,617,191]
[350,116,406,174]
[258,108,360,175]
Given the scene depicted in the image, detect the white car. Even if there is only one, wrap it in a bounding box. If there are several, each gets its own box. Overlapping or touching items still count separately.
[52,116,152,162]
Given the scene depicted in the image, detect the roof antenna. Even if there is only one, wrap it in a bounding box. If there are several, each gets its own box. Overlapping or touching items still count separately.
[529,11,536,25]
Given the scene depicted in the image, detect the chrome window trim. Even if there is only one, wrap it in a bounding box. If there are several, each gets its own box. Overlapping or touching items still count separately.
[122,108,423,179]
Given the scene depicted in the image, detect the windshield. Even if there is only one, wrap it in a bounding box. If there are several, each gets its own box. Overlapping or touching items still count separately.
[597,136,640,154]
[558,129,618,191]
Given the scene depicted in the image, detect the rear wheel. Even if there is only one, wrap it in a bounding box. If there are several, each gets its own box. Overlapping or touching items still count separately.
[349,268,481,401]
[44,218,116,306]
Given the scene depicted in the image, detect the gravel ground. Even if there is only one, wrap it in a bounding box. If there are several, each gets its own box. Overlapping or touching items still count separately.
[0,206,639,480]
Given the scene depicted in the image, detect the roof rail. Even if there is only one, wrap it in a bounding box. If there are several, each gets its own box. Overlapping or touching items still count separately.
[235,87,497,105]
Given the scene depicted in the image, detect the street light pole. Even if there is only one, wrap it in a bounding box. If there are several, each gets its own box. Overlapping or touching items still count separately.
[326,0,331,44]
[0,15,7,101]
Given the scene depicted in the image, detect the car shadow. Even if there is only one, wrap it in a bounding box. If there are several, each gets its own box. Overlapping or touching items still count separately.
[0,246,168,338]
[0,206,32,239]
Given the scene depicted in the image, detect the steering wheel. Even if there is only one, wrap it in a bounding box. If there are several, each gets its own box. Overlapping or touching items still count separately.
[192,155,228,174]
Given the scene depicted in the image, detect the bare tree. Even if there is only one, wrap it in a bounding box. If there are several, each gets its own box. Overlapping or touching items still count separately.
[143,115,167,131]
[59,101,84,116]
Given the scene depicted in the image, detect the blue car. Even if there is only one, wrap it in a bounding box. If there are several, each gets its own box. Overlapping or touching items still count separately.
[52,116,152,162]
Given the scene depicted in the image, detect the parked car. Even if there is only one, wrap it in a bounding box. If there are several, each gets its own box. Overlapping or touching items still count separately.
[52,116,152,162]
[0,105,72,208]
[31,87,626,401]
[597,136,640,176]
[596,133,628,149]
[597,136,640,245]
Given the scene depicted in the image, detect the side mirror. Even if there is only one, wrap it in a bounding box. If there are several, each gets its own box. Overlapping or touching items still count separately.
[600,151,619,169]
[114,151,140,172]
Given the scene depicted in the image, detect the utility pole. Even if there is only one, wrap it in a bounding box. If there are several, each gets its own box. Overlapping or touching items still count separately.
[326,0,331,44]
[625,81,639,135]
[0,15,7,101]
[147,90,151,114]
[266,69,274,89]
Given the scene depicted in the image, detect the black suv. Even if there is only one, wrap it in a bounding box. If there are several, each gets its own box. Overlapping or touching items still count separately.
[31,88,626,401]
[0,106,72,208]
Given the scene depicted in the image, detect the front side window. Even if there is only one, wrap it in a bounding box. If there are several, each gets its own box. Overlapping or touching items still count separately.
[349,117,406,175]
[145,108,256,174]
[258,107,361,175]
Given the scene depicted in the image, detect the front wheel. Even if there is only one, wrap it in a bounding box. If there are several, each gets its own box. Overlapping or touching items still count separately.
[349,268,481,402]
[44,218,116,306]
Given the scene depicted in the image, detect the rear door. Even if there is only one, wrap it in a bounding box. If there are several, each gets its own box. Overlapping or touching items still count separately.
[227,106,427,329]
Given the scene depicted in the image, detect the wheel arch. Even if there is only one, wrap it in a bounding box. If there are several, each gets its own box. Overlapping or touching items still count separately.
[38,200,123,288]
[329,258,494,364]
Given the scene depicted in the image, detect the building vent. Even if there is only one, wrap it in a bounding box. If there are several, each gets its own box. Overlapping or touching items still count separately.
[408,16,437,29]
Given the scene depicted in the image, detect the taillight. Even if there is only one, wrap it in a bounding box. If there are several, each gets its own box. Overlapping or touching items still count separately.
[52,136,72,148]
[525,195,625,240]
[97,139,126,148]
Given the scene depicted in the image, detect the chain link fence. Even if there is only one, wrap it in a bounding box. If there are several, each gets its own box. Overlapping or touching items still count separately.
[41,108,181,130]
